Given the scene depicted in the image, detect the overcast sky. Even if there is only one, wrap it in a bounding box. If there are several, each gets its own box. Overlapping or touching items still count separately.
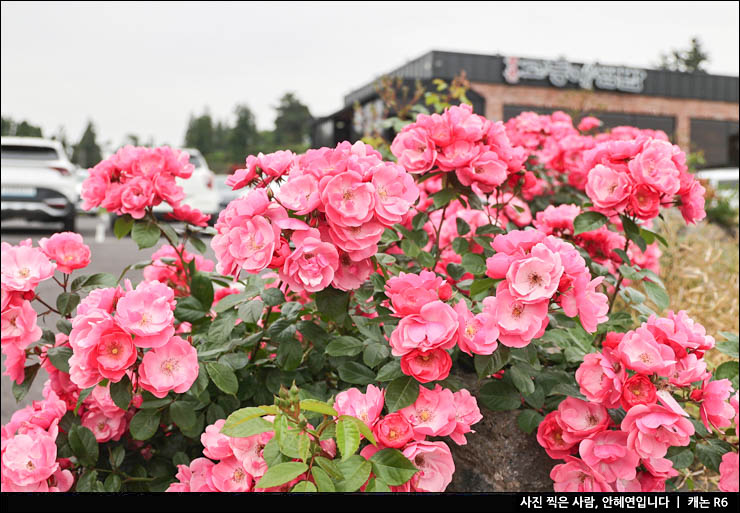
[2,1,738,150]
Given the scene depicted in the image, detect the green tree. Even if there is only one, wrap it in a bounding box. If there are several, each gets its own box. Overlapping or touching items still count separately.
[184,111,215,155]
[274,92,312,146]
[71,121,102,168]
[2,117,44,137]
[659,37,710,73]
[1,117,14,136]
[227,104,258,163]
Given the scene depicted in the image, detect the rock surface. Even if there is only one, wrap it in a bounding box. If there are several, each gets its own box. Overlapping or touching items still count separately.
[446,369,555,492]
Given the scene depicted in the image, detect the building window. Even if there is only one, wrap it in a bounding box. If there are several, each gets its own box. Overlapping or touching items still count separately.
[502,105,676,140]
[690,119,740,169]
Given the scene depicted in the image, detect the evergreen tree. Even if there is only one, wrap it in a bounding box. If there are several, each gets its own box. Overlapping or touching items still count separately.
[274,92,313,146]
[184,112,215,154]
[659,37,710,73]
[227,104,258,163]
[71,121,102,168]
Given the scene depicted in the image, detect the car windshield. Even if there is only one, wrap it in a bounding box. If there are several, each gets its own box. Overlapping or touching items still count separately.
[1,145,61,161]
[188,154,203,168]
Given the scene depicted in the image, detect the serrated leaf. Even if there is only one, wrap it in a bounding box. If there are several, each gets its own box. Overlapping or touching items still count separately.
[190,272,214,310]
[461,253,486,275]
[68,425,99,467]
[131,221,161,249]
[206,362,238,395]
[129,410,161,440]
[516,410,544,434]
[334,455,372,492]
[384,376,419,412]
[256,462,308,489]
[335,417,361,461]
[375,359,404,382]
[56,292,80,316]
[643,280,669,311]
[109,375,132,410]
[221,407,274,438]
[326,336,364,357]
[238,299,264,323]
[170,401,196,430]
[12,364,40,402]
[174,296,207,322]
[369,448,418,486]
[299,399,338,417]
[46,346,73,373]
[478,380,521,411]
[114,215,134,239]
[337,361,376,385]
[311,467,335,492]
[574,211,608,235]
[509,364,535,395]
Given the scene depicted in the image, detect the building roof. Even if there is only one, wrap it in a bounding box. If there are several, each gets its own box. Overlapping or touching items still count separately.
[343,50,739,107]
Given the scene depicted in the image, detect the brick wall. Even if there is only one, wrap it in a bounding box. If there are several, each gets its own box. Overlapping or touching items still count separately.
[470,82,739,151]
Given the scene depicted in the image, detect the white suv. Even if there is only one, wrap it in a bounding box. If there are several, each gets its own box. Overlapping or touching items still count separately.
[152,147,219,222]
[1,137,78,231]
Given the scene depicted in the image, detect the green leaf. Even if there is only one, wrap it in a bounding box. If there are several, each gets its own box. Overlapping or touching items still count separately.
[666,446,695,470]
[363,343,390,368]
[369,448,418,486]
[334,455,372,492]
[696,439,733,472]
[159,222,179,246]
[221,407,274,438]
[375,359,404,382]
[431,188,458,209]
[384,376,419,412]
[291,480,317,492]
[261,287,285,307]
[208,310,237,345]
[446,263,465,281]
[336,417,361,461]
[276,338,303,372]
[68,425,99,467]
[716,332,739,358]
[76,470,99,492]
[188,234,207,254]
[109,445,125,468]
[365,477,391,492]
[131,221,161,249]
[314,287,350,322]
[12,364,40,402]
[469,277,495,299]
[509,364,535,395]
[212,292,249,313]
[326,336,364,357]
[461,253,486,275]
[715,361,739,383]
[174,296,207,322]
[238,299,264,324]
[73,385,95,415]
[75,273,117,290]
[573,211,608,235]
[643,280,669,311]
[267,318,298,344]
[109,375,132,410]
[114,215,134,239]
[47,346,73,373]
[337,361,376,385]
[300,399,337,417]
[103,474,122,492]
[456,217,471,235]
[621,216,646,252]
[206,362,238,395]
[516,410,544,434]
[311,467,336,492]
[338,415,377,446]
[56,292,81,316]
[478,380,521,411]
[190,272,214,310]
[256,462,309,489]
[170,401,196,430]
[474,347,510,379]
[129,410,161,440]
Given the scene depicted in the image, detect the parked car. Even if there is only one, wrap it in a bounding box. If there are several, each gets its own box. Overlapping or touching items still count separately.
[696,167,739,209]
[214,174,242,211]
[1,136,78,231]
[151,147,220,222]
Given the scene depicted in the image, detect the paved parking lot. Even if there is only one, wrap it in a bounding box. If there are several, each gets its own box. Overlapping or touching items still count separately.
[1,215,216,423]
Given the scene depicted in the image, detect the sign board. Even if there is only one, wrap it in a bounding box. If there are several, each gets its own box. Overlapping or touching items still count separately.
[503,56,647,93]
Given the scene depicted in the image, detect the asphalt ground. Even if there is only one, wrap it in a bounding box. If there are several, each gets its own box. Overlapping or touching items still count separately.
[1,214,217,423]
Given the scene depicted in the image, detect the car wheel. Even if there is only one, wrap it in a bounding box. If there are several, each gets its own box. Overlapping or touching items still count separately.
[63,213,76,232]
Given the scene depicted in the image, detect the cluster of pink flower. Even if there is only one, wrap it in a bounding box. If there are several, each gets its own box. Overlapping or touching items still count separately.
[143,244,215,297]
[485,229,609,335]
[1,383,73,492]
[533,203,662,278]
[2,234,91,383]
[67,280,198,398]
[584,136,705,225]
[391,104,528,194]
[213,141,419,293]
[80,145,206,221]
[537,311,739,492]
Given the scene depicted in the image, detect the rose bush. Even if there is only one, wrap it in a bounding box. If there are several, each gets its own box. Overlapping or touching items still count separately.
[1,102,737,493]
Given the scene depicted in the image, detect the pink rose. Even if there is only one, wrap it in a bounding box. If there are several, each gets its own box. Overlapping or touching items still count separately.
[280,229,339,293]
[258,150,295,178]
[537,411,579,460]
[585,164,632,213]
[557,397,610,444]
[115,280,176,348]
[550,456,613,492]
[321,171,375,228]
[678,180,706,225]
[575,351,624,409]
[119,176,155,219]
[211,457,253,492]
[628,139,680,196]
[617,326,676,377]
[373,412,414,448]
[1,296,42,350]
[138,336,199,398]
[719,452,739,493]
[167,204,211,227]
[1,243,56,292]
[1,427,59,487]
[390,126,437,174]
[400,348,452,383]
[332,254,373,292]
[620,374,657,411]
[449,389,482,446]
[277,174,320,215]
[333,385,384,428]
[38,232,91,274]
[578,116,602,132]
[228,431,274,479]
[505,243,564,303]
[579,430,640,482]
[454,301,499,356]
[695,378,735,431]
[455,149,508,193]
[389,300,458,356]
[327,219,384,262]
[533,204,581,236]
[385,271,444,316]
[620,403,694,459]
[201,419,234,460]
[628,184,661,220]
[371,162,419,225]
[402,441,455,492]
[81,406,127,443]
[487,283,549,348]
[399,384,456,439]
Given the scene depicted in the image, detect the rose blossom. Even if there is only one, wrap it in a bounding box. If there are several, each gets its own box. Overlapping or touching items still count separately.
[390,125,437,174]
[585,164,632,213]
[280,228,339,293]
[620,403,694,459]
[449,389,482,446]
[557,397,610,444]
[575,351,624,409]
[81,406,127,443]
[333,385,384,428]
[694,378,735,431]
[321,171,375,228]
[38,232,91,274]
[454,301,499,356]
[486,284,549,348]
[1,243,56,292]
[332,253,373,292]
[373,412,414,449]
[617,326,676,377]
[389,300,458,356]
[719,452,739,493]
[550,456,613,492]
[402,441,455,492]
[137,336,199,398]
[1,426,59,487]
[385,271,444,316]
[400,348,452,383]
[399,385,456,439]
[201,419,234,461]
[620,374,657,410]
[211,457,253,492]
[115,280,176,348]
[505,243,564,303]
[372,162,419,225]
[579,430,640,482]
[1,296,42,350]
[537,411,579,460]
